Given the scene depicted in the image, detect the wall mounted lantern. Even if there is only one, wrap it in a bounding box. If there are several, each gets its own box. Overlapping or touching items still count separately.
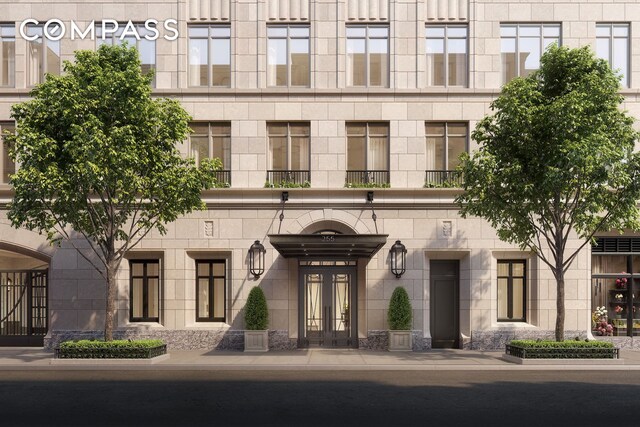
[390,240,407,278]
[249,240,266,278]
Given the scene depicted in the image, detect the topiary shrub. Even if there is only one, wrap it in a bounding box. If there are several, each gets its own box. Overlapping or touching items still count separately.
[388,286,412,330]
[245,286,269,330]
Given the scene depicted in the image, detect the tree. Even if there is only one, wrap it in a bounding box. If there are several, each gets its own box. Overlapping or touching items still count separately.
[5,44,219,341]
[456,44,640,341]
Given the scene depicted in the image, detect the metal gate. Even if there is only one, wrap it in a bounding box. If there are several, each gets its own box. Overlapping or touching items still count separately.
[0,270,48,346]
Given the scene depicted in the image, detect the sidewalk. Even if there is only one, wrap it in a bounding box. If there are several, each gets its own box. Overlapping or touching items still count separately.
[1,347,640,371]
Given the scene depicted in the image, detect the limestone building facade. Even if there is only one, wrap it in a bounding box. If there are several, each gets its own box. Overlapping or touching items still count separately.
[0,0,639,349]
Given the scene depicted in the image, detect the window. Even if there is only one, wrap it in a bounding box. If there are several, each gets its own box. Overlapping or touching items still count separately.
[267,122,310,186]
[596,23,629,88]
[0,25,15,87]
[425,122,466,187]
[346,26,389,87]
[26,24,61,86]
[426,25,468,87]
[346,123,389,186]
[188,26,231,87]
[97,23,156,85]
[189,122,231,186]
[497,260,526,322]
[501,24,560,83]
[591,237,640,337]
[267,26,310,87]
[196,260,226,322]
[0,121,15,184]
[130,260,160,322]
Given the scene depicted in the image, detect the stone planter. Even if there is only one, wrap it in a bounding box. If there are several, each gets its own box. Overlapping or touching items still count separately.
[388,330,412,351]
[244,330,269,352]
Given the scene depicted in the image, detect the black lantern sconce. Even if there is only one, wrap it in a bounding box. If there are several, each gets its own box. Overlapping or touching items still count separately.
[249,240,266,278]
[390,240,407,278]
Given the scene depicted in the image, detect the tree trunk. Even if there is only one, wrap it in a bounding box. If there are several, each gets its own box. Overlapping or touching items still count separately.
[104,263,117,341]
[555,270,565,342]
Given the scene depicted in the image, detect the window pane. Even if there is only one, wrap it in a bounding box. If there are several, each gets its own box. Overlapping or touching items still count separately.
[270,136,287,170]
[497,262,509,277]
[347,136,366,170]
[291,136,310,170]
[268,123,288,136]
[147,262,159,276]
[596,38,610,62]
[268,38,287,86]
[613,37,628,87]
[512,262,525,277]
[148,278,159,318]
[189,27,208,37]
[132,278,144,318]
[543,25,560,38]
[426,136,444,170]
[512,278,524,319]
[347,39,366,86]
[596,25,610,37]
[290,38,309,86]
[198,278,209,318]
[500,26,516,37]
[369,39,388,87]
[501,38,516,83]
[211,27,231,38]
[211,38,230,87]
[346,27,366,38]
[368,136,388,170]
[368,124,388,136]
[613,25,629,37]
[520,26,540,37]
[213,278,225,319]
[0,33,15,87]
[290,123,310,136]
[212,135,231,168]
[28,38,43,86]
[346,124,366,136]
[46,39,60,76]
[289,27,309,38]
[448,135,466,169]
[369,27,388,38]
[213,262,225,276]
[498,278,508,319]
[191,136,209,166]
[448,39,467,86]
[268,27,287,37]
[426,39,445,86]
[198,262,210,277]
[448,27,467,38]
[1,123,15,183]
[519,36,541,77]
[426,27,445,38]
[132,262,144,276]
[189,38,208,86]
[592,255,627,274]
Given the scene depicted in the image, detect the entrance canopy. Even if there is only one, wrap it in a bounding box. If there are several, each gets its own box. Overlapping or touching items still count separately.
[268,234,388,259]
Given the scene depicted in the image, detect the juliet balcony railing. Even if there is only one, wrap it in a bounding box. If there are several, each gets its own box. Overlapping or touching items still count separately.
[345,170,390,188]
[266,170,311,188]
[424,170,463,188]
[214,170,232,187]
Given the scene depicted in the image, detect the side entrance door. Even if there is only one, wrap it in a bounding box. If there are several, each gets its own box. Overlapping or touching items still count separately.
[430,260,459,348]
[299,267,357,348]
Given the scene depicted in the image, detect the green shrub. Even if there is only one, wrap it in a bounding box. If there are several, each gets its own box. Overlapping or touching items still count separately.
[245,286,269,330]
[388,286,412,330]
[509,340,614,349]
[56,339,166,359]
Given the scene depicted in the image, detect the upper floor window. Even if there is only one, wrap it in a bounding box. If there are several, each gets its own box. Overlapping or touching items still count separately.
[189,26,231,87]
[425,122,467,187]
[346,122,389,187]
[426,25,468,87]
[596,23,629,88]
[0,121,15,184]
[501,24,560,83]
[26,24,61,87]
[346,26,389,87]
[267,122,310,186]
[189,122,231,187]
[97,23,156,85]
[0,25,15,87]
[130,259,160,323]
[267,26,310,87]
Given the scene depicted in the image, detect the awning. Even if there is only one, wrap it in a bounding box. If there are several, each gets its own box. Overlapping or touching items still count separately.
[268,234,388,259]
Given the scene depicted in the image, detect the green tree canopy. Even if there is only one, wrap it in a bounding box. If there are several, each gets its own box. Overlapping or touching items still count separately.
[5,44,219,340]
[456,44,640,341]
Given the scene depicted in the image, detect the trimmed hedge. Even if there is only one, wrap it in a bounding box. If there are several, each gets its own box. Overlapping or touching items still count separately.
[388,287,412,330]
[56,339,167,359]
[506,340,618,359]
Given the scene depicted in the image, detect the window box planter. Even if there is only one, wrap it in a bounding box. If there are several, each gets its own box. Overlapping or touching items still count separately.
[55,340,167,359]
[388,330,413,351]
[244,330,269,352]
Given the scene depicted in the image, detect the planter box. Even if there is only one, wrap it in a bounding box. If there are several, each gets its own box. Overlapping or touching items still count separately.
[388,331,412,351]
[244,330,269,352]
[54,344,167,359]
[505,344,619,360]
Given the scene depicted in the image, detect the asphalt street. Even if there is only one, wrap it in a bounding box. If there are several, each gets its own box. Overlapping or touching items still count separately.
[1,369,638,427]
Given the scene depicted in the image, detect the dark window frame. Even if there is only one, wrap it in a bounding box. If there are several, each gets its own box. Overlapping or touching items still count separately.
[129,259,160,322]
[497,260,527,322]
[195,259,227,322]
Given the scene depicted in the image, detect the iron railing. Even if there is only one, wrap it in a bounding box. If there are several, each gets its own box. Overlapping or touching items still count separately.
[424,170,463,188]
[214,170,232,187]
[266,170,311,187]
[345,170,390,187]
[505,344,619,359]
[1,270,47,338]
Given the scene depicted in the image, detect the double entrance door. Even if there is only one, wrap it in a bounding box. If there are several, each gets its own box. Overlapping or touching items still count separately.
[299,266,356,348]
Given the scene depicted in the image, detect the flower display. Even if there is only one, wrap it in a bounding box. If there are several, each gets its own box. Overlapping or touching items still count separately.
[595,306,607,318]
[595,320,613,336]
[615,293,625,301]
[615,305,624,314]
[616,275,628,289]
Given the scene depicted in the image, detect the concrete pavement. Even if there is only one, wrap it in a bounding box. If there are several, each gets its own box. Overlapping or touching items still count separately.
[1,347,640,370]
